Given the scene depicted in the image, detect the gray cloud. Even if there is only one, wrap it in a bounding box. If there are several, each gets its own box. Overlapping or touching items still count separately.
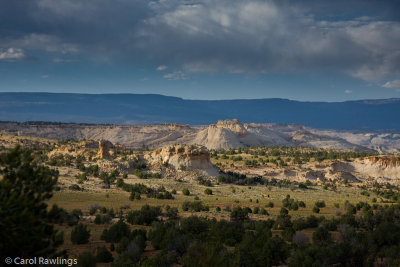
[0,0,399,81]
[3,33,79,54]
[137,1,400,81]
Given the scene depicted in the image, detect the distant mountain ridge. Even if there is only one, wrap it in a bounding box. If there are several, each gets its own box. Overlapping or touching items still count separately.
[0,92,399,131]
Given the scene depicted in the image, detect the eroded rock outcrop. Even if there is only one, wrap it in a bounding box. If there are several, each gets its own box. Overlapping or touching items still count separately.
[192,119,289,149]
[215,119,248,137]
[364,156,400,168]
[98,140,113,159]
[303,170,326,181]
[3,120,400,153]
[146,144,219,176]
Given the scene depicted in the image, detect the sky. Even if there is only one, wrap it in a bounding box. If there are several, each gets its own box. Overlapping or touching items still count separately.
[0,0,400,101]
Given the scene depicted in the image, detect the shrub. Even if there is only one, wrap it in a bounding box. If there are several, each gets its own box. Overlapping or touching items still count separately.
[312,206,320,213]
[298,183,308,189]
[71,223,90,244]
[94,214,112,225]
[89,203,100,215]
[47,205,81,226]
[361,191,370,196]
[126,205,162,225]
[282,195,304,210]
[314,201,326,208]
[134,169,144,178]
[165,206,179,220]
[230,207,249,222]
[182,188,190,196]
[75,172,87,184]
[129,191,141,201]
[96,246,113,263]
[260,208,268,215]
[204,188,213,195]
[197,177,213,186]
[101,220,131,243]
[312,227,332,244]
[69,184,81,191]
[182,201,209,212]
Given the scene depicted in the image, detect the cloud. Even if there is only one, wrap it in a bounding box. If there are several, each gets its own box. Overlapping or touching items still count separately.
[1,0,399,82]
[156,65,167,71]
[0,48,27,61]
[4,34,79,54]
[163,71,189,80]
[136,1,400,81]
[344,90,353,94]
[382,80,400,89]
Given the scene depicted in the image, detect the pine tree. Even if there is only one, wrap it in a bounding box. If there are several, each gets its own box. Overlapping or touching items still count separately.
[0,145,63,258]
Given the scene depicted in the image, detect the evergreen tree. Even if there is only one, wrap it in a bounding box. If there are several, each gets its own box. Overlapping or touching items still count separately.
[0,145,63,258]
[71,223,91,244]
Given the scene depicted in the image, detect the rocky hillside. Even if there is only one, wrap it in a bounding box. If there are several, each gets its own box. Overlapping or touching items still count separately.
[1,120,399,153]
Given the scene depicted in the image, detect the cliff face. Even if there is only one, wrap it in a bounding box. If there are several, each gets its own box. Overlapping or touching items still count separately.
[146,144,219,177]
[364,156,400,168]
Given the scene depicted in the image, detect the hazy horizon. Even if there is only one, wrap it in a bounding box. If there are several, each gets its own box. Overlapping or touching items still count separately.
[2,91,400,103]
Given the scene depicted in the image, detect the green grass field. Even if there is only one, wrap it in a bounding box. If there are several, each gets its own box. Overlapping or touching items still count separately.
[49,173,375,218]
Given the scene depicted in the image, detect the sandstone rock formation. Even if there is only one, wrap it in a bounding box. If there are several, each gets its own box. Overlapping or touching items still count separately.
[2,120,400,153]
[364,156,400,168]
[192,119,289,149]
[48,142,95,159]
[80,140,98,148]
[98,140,113,159]
[297,156,400,185]
[146,144,219,177]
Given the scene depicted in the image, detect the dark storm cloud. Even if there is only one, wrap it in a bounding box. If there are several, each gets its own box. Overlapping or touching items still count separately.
[0,0,399,81]
[0,0,150,58]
